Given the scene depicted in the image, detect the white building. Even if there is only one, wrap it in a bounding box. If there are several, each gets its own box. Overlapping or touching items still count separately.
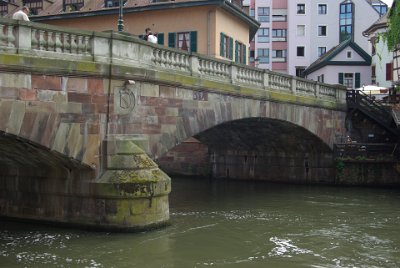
[304,39,372,89]
[287,0,387,77]
[363,13,393,89]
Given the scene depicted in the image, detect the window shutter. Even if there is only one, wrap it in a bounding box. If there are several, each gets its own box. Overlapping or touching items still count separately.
[157,33,164,45]
[168,32,175,48]
[243,45,247,65]
[235,41,239,63]
[190,31,197,53]
[386,63,392,81]
[355,72,360,88]
[229,37,233,60]
[338,73,344,84]
[220,33,224,57]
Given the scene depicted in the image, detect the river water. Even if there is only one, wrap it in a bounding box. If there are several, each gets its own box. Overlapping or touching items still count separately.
[1,178,400,268]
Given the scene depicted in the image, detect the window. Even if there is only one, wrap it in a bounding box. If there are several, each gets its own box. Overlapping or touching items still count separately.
[249,50,255,63]
[62,0,84,12]
[296,67,306,78]
[272,29,287,41]
[177,32,190,51]
[250,8,255,18]
[272,15,287,22]
[297,25,305,36]
[220,33,233,59]
[346,50,352,58]
[258,7,270,22]
[297,46,305,57]
[257,48,269,64]
[169,31,197,53]
[272,49,287,60]
[339,0,354,42]
[318,47,326,57]
[318,25,327,36]
[104,0,126,7]
[371,65,376,84]
[257,28,269,43]
[386,63,392,81]
[235,41,247,64]
[343,73,353,88]
[339,72,360,88]
[318,74,325,83]
[318,4,327,14]
[23,0,43,15]
[297,4,305,14]
[0,2,7,16]
[373,4,387,15]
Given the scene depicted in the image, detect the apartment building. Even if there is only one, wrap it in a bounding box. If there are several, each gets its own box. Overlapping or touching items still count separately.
[244,0,387,76]
[288,0,387,77]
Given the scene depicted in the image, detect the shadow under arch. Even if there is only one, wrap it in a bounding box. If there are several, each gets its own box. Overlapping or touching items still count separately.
[158,117,334,183]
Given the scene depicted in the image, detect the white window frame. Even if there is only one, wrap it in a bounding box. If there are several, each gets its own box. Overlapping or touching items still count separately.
[297,25,306,37]
[318,4,327,14]
[297,3,306,15]
[318,25,327,37]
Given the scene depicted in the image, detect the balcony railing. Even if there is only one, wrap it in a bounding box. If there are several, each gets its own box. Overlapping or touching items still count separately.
[0,18,346,105]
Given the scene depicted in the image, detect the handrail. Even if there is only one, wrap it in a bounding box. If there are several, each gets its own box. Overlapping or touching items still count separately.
[0,17,346,105]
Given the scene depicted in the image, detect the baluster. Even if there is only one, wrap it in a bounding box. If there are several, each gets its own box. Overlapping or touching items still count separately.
[47,31,55,52]
[55,32,62,52]
[7,25,15,48]
[31,28,38,49]
[63,33,71,53]
[71,34,78,54]
[38,30,45,50]
[77,35,84,54]
[83,36,92,55]
[0,25,6,47]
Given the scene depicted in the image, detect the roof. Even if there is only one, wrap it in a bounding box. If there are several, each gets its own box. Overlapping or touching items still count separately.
[304,39,372,75]
[363,11,388,36]
[29,0,260,39]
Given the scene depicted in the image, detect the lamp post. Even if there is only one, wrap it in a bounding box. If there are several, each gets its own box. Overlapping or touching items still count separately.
[117,0,124,32]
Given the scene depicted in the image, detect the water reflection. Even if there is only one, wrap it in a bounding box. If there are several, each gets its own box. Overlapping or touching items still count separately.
[1,178,400,268]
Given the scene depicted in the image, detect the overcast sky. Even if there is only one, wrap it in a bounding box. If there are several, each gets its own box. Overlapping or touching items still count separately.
[381,0,393,7]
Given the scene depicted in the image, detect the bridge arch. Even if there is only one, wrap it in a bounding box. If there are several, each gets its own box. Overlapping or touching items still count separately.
[157,117,334,183]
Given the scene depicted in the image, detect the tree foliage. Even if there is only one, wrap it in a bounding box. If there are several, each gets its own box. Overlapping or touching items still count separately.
[387,0,400,51]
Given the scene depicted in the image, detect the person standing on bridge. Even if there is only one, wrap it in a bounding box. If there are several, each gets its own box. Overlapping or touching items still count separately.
[12,6,30,21]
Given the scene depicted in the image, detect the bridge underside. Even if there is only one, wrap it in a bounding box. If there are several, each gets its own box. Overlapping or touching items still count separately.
[158,118,334,183]
[0,131,95,224]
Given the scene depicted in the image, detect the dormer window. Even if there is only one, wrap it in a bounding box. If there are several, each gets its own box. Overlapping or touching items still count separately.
[104,0,126,7]
[63,0,84,12]
[23,0,43,15]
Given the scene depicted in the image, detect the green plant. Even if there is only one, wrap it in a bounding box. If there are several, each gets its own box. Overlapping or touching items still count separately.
[386,1,400,52]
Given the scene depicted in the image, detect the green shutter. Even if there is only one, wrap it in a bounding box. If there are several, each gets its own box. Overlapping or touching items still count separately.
[235,41,239,63]
[338,73,344,84]
[190,31,197,53]
[220,32,224,57]
[157,33,164,45]
[355,73,360,88]
[243,45,247,65]
[168,32,175,48]
[229,37,233,60]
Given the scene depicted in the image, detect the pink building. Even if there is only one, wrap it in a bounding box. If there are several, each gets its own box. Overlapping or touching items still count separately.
[245,0,288,73]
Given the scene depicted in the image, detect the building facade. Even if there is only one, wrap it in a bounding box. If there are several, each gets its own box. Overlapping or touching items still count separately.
[2,0,259,65]
[363,13,393,89]
[287,0,387,77]
[243,0,387,76]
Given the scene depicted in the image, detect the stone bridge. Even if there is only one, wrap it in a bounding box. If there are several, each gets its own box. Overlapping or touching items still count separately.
[0,19,347,231]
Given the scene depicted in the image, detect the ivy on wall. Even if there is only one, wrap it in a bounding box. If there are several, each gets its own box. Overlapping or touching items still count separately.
[387,0,400,51]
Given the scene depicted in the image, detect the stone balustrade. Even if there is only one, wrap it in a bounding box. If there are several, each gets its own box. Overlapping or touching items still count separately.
[0,18,346,104]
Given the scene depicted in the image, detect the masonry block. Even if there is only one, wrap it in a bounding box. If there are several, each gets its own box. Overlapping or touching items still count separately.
[141,83,159,97]
[32,75,61,91]
[63,77,88,93]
